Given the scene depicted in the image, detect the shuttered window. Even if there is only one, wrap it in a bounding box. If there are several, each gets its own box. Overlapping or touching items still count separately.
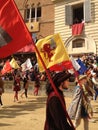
[65,0,91,25]
[65,5,73,25]
[84,0,91,22]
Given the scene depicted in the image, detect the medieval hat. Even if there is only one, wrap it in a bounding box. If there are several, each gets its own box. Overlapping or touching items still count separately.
[53,71,71,87]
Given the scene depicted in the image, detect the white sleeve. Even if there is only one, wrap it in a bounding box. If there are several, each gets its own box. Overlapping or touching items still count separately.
[92,77,98,85]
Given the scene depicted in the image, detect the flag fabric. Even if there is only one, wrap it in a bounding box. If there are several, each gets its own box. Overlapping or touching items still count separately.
[50,61,73,71]
[17,42,35,53]
[1,60,12,75]
[21,58,32,72]
[0,0,33,58]
[72,23,84,35]
[36,33,70,72]
[10,58,20,69]
[76,58,87,74]
[70,56,81,71]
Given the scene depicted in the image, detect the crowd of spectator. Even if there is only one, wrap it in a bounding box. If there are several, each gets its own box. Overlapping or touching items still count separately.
[0,53,98,83]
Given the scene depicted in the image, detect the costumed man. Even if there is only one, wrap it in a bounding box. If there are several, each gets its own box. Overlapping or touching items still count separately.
[68,75,93,130]
[44,71,74,130]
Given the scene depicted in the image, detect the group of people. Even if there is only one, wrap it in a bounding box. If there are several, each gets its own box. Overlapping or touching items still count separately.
[44,66,98,130]
[1,53,98,130]
[12,70,44,102]
[0,69,45,105]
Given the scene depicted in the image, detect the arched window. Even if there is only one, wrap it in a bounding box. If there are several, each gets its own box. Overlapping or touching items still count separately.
[72,39,85,48]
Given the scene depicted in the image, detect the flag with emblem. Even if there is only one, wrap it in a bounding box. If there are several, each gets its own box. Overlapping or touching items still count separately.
[0,0,33,58]
[36,33,70,72]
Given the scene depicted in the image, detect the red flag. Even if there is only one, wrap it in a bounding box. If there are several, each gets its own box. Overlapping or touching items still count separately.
[17,43,35,53]
[1,60,12,75]
[72,23,84,35]
[0,0,33,58]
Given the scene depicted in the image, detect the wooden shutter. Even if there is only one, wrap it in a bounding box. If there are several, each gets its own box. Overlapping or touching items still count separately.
[65,5,73,25]
[84,0,91,22]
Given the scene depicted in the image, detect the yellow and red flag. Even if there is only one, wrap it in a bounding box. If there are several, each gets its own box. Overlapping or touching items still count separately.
[0,0,33,58]
[36,33,70,72]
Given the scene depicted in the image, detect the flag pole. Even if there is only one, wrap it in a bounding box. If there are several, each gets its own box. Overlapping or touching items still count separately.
[32,41,75,130]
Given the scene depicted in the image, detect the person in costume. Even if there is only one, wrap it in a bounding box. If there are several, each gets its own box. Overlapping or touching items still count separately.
[44,71,74,130]
[68,75,93,130]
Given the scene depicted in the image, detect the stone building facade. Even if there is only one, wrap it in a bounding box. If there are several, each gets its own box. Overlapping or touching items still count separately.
[15,0,54,41]
[52,0,98,56]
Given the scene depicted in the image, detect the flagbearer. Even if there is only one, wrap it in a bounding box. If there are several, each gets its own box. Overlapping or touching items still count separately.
[13,72,21,102]
[44,71,74,130]
[20,72,29,98]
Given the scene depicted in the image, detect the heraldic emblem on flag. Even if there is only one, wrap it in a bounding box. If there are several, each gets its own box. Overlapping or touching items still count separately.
[36,33,69,72]
[0,0,33,58]
[0,26,12,47]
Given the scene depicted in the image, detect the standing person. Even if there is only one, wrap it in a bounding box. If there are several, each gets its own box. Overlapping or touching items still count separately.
[85,69,95,98]
[68,75,93,130]
[85,70,96,122]
[44,71,74,130]
[0,72,4,106]
[20,72,29,98]
[13,74,21,102]
[33,76,40,96]
[91,72,98,101]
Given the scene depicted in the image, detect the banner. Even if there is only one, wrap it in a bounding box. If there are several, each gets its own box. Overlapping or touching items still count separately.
[70,56,80,71]
[21,58,32,71]
[1,60,12,75]
[72,23,84,35]
[36,33,70,72]
[76,58,87,74]
[50,61,73,71]
[17,42,35,53]
[10,58,20,69]
[0,0,33,58]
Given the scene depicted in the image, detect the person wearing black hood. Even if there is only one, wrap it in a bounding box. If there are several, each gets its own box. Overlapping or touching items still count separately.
[44,71,74,130]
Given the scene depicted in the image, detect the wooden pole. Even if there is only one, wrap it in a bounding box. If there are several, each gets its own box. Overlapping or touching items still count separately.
[33,41,75,130]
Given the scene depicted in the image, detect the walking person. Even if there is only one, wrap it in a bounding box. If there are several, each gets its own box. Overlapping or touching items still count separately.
[13,73,21,102]
[68,75,93,130]
[0,72,4,107]
[33,76,40,96]
[44,71,74,130]
[20,72,29,98]
[91,72,98,101]
[85,70,96,122]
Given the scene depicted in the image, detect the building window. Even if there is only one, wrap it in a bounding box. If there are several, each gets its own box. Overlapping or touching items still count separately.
[25,6,41,22]
[72,39,85,48]
[65,0,91,25]
[31,8,35,18]
[37,7,41,17]
[73,4,83,24]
